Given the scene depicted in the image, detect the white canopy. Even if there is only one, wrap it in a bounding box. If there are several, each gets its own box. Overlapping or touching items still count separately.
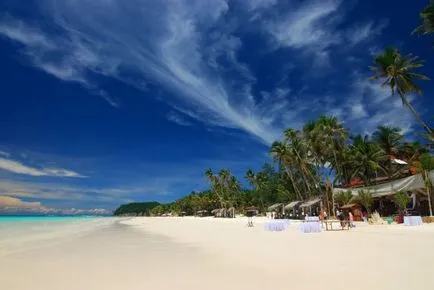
[334,170,434,197]
[268,203,283,211]
[300,198,321,208]
[284,201,301,210]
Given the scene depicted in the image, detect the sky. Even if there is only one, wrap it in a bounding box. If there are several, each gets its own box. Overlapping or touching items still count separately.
[0,0,433,214]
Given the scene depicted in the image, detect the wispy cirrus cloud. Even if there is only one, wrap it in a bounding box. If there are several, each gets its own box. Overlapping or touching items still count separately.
[263,0,387,66]
[0,157,85,178]
[0,0,397,145]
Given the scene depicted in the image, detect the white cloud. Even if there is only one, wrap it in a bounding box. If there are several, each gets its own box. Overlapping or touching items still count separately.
[0,157,85,178]
[0,151,10,158]
[0,195,41,209]
[0,1,283,145]
[0,0,393,145]
[0,195,112,214]
[245,0,278,11]
[266,0,341,49]
[167,111,192,126]
[346,20,388,46]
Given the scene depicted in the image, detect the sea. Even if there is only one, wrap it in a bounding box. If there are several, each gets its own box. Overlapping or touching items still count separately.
[0,215,118,256]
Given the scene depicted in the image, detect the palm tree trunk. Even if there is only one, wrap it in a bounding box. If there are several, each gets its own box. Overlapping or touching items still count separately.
[284,166,303,201]
[424,170,433,217]
[401,93,433,136]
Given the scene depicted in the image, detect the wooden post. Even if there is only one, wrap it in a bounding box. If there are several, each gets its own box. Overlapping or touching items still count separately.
[325,181,331,217]
[425,170,433,217]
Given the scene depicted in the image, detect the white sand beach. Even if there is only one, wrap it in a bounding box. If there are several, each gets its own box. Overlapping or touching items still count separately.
[1,217,434,290]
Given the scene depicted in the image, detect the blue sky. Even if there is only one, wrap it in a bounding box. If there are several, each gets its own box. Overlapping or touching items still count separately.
[0,0,433,213]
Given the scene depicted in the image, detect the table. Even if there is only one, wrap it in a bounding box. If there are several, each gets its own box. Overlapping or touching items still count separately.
[323,220,349,231]
[299,219,321,233]
[264,220,289,232]
[403,216,423,226]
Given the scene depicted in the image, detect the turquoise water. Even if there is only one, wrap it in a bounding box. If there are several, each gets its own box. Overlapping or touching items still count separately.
[0,215,118,255]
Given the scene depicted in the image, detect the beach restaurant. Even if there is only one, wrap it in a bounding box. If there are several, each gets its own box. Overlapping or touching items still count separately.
[333,169,434,216]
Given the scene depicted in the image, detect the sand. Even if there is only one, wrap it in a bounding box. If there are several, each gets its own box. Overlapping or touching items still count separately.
[1,216,434,290]
[123,217,434,290]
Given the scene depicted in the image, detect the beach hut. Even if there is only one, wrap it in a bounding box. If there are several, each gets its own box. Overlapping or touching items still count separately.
[196,210,209,217]
[267,203,283,219]
[334,170,434,216]
[211,208,226,218]
[284,201,302,218]
[299,198,322,216]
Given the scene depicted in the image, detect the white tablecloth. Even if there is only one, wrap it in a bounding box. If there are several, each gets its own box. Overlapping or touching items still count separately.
[299,221,321,233]
[305,216,320,221]
[264,220,289,232]
[403,216,423,226]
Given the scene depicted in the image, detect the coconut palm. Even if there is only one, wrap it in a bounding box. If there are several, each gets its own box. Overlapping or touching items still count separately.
[414,1,434,38]
[350,135,387,186]
[393,191,411,215]
[354,190,373,215]
[334,190,354,207]
[304,115,348,215]
[270,141,303,200]
[370,47,432,136]
[373,126,403,177]
[205,169,225,209]
[413,153,434,216]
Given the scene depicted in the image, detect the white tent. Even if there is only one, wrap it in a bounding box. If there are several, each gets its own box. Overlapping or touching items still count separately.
[333,170,434,197]
[284,201,301,210]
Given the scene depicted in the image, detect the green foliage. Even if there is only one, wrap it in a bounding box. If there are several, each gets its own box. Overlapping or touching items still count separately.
[354,190,373,213]
[393,191,411,212]
[419,153,434,171]
[113,202,160,216]
[112,114,433,217]
[334,190,354,206]
[370,47,432,136]
[349,135,387,186]
[414,1,434,37]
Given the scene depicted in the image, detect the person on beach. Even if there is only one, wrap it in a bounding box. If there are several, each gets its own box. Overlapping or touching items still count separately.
[348,211,354,228]
[323,209,328,220]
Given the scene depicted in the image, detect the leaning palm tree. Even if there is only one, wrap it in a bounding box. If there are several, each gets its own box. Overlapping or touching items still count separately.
[370,47,432,136]
[414,1,434,38]
[270,141,303,200]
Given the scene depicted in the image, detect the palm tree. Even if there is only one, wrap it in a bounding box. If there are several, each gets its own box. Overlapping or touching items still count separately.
[373,126,403,177]
[270,141,303,200]
[350,135,387,186]
[304,115,348,215]
[414,1,434,38]
[413,153,434,216]
[205,169,224,209]
[393,191,411,215]
[354,190,373,215]
[334,190,354,207]
[370,47,432,136]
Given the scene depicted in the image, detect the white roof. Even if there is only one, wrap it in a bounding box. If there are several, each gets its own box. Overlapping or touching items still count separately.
[300,198,321,208]
[334,170,434,197]
[284,201,301,209]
